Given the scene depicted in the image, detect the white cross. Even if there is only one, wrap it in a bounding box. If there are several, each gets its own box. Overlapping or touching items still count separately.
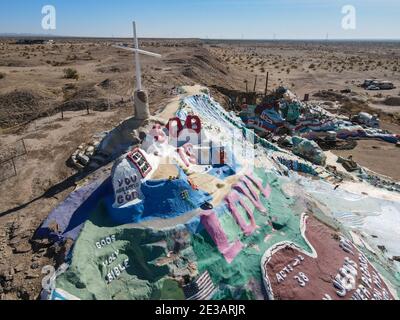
[113,21,162,91]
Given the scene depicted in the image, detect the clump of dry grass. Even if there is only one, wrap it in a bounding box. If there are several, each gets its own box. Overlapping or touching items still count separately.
[384,96,400,106]
[67,54,78,61]
[63,68,79,80]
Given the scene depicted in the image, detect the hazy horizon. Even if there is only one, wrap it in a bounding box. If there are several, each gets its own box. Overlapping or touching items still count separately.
[1,33,399,42]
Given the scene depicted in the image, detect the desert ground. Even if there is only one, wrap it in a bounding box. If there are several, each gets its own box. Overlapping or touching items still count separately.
[0,38,399,299]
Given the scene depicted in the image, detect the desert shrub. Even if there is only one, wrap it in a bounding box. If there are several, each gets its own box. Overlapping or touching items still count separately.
[309,63,316,69]
[0,72,5,79]
[67,54,78,61]
[63,68,79,80]
[384,96,400,106]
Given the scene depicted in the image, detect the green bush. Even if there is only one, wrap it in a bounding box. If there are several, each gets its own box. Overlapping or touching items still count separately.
[63,68,79,80]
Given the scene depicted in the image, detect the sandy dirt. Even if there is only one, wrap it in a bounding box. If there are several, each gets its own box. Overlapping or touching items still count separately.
[333,139,400,181]
[206,40,400,100]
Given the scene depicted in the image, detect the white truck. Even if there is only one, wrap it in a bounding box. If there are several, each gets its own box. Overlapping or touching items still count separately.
[353,112,380,128]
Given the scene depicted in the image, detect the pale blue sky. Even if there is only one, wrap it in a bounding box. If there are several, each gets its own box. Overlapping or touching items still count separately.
[0,0,399,39]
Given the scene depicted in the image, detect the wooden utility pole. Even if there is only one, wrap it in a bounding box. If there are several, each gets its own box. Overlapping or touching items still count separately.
[244,80,248,93]
[264,72,269,96]
[21,139,27,154]
[253,75,258,92]
[11,158,16,177]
